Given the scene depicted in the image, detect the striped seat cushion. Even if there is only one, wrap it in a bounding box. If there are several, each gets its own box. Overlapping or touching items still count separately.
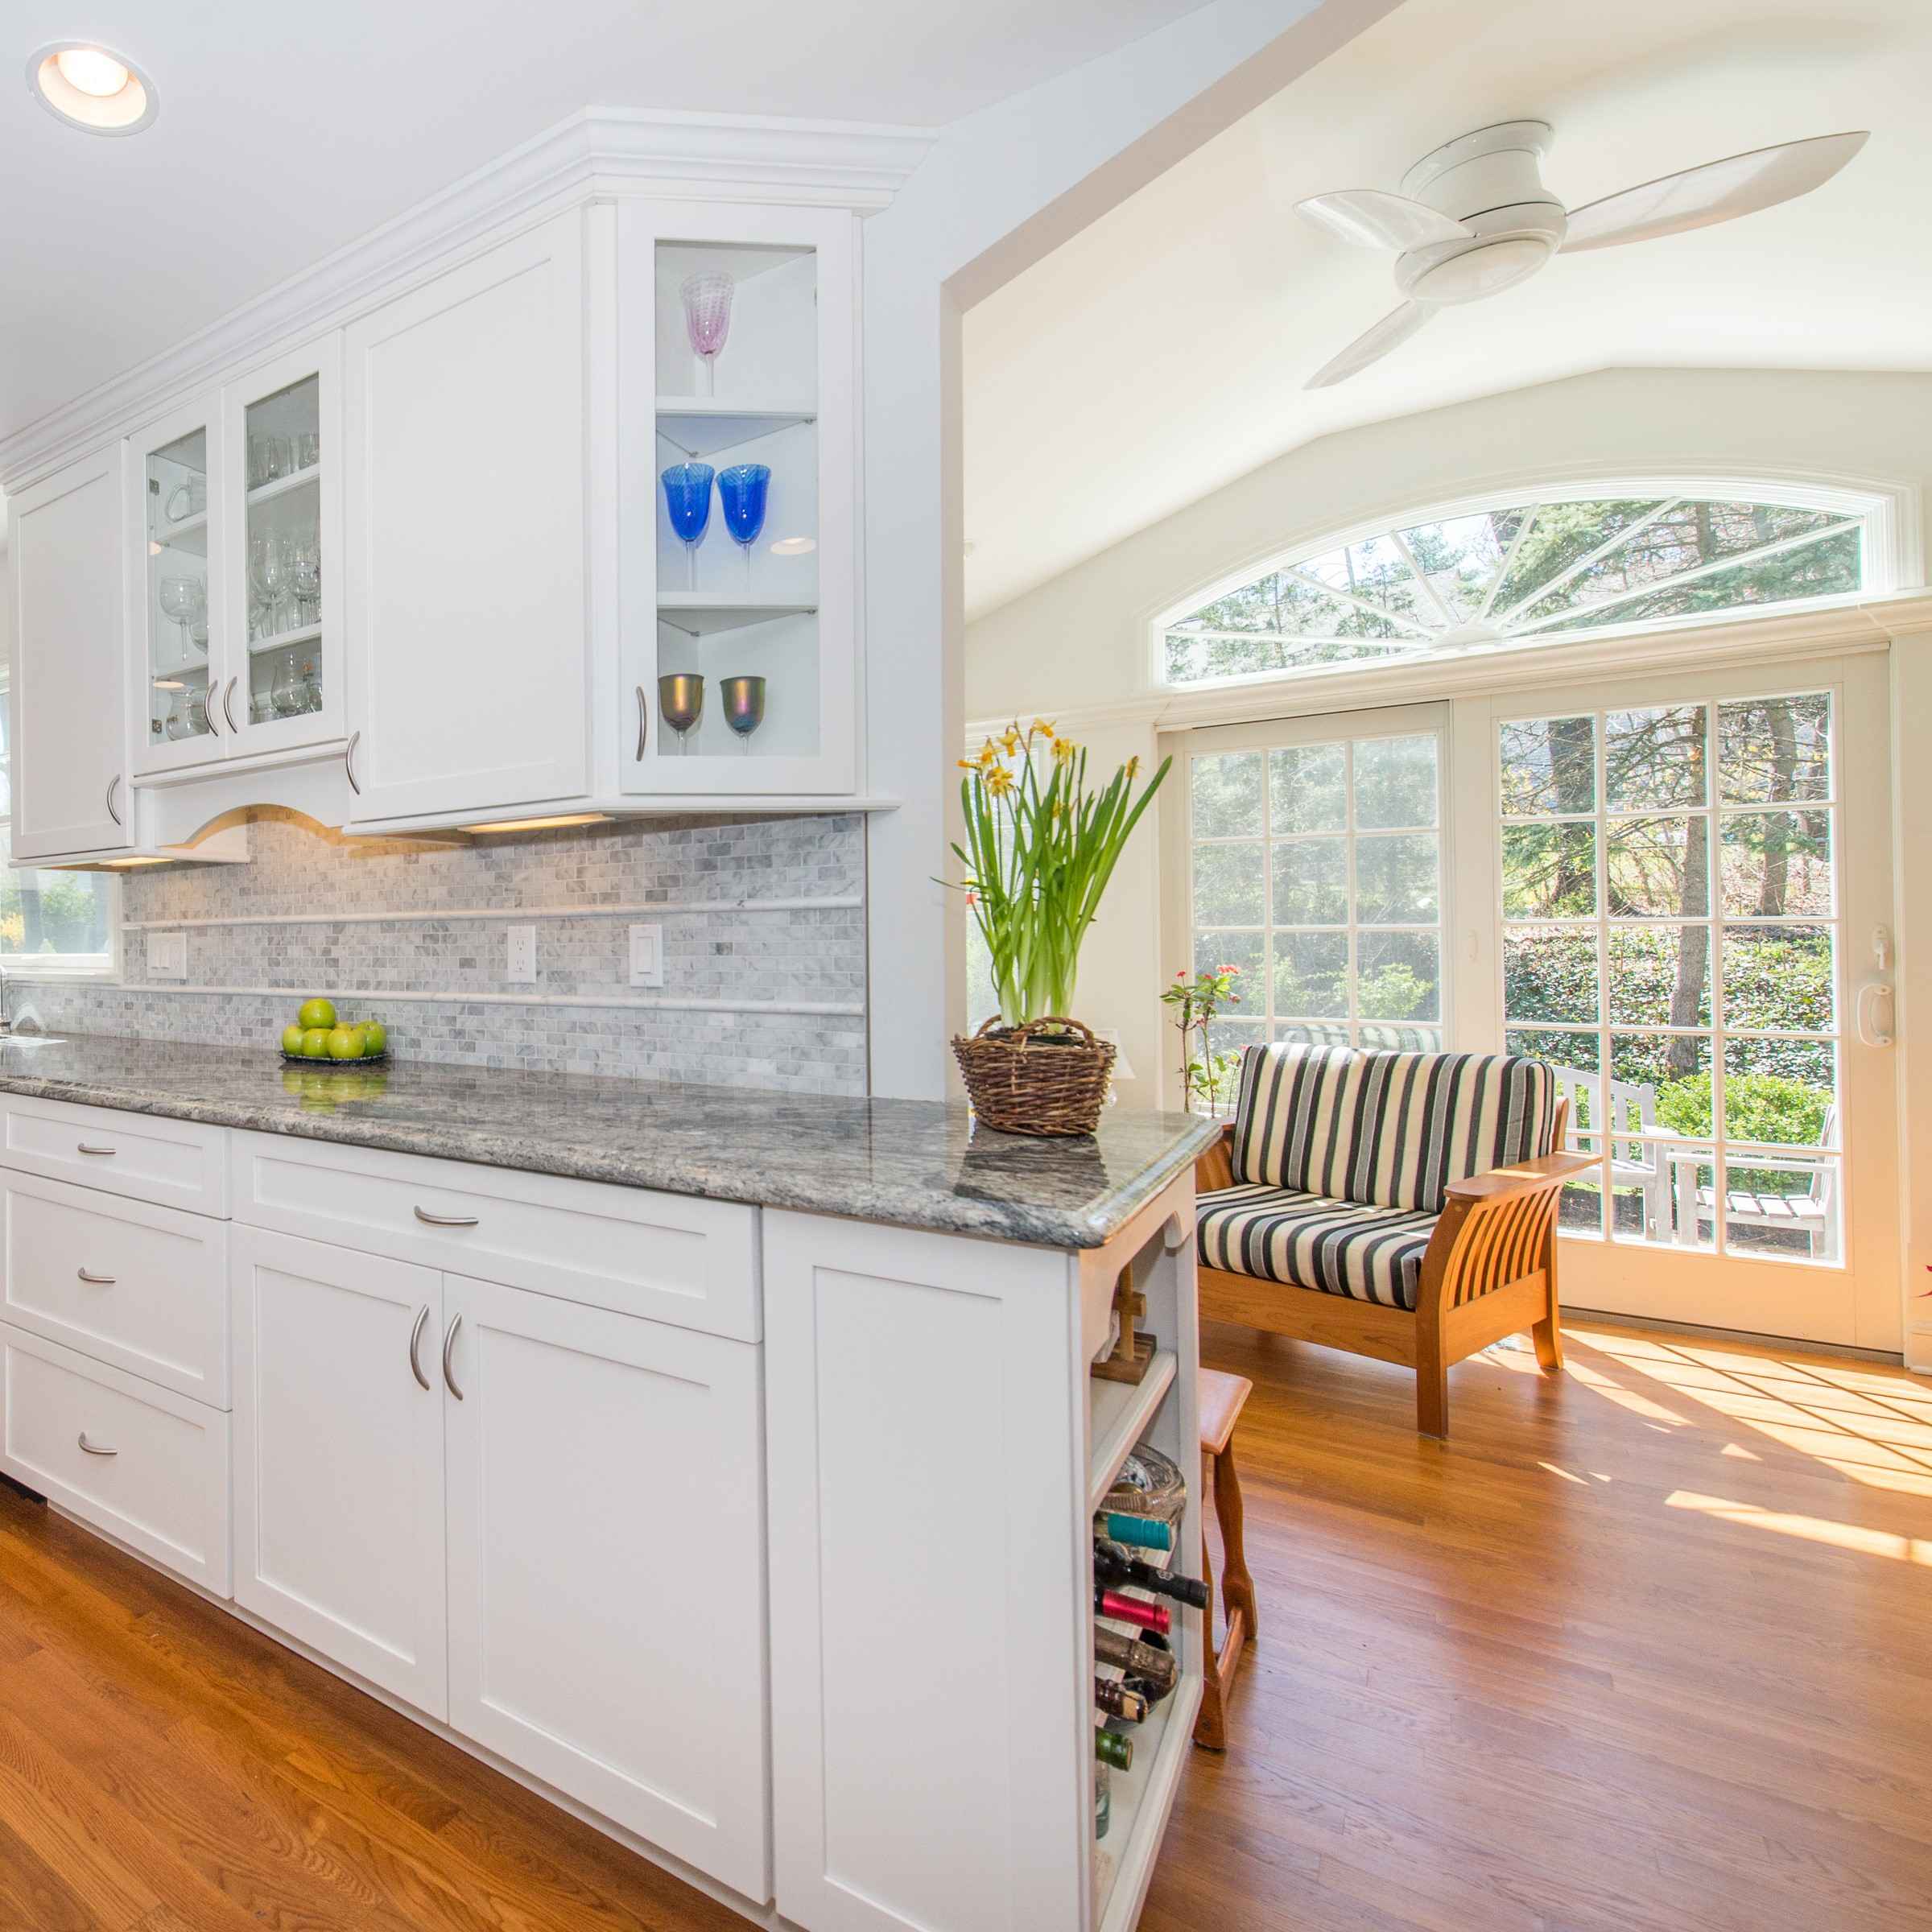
[1230,1043,1556,1213]
[1197,1184,1438,1311]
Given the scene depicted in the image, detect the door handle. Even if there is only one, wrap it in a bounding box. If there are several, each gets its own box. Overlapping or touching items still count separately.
[77,1433,118,1457]
[1856,981,1894,1048]
[223,676,240,734]
[414,1206,479,1228]
[636,684,649,761]
[442,1313,464,1401]
[345,730,361,795]
[408,1303,432,1391]
[76,1268,117,1286]
[105,774,123,826]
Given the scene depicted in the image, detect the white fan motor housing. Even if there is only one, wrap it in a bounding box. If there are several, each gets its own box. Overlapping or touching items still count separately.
[1392,119,1567,304]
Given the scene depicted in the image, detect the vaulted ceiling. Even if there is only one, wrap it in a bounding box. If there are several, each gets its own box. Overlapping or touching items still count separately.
[963,0,1932,617]
[0,0,1208,439]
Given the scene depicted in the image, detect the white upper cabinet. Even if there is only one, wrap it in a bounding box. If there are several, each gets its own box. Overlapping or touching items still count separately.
[9,446,131,859]
[617,202,858,797]
[344,212,588,823]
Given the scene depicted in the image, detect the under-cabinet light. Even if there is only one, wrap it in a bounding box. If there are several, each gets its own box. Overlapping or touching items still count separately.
[28,41,157,134]
[462,813,612,835]
[101,855,174,868]
[769,536,816,555]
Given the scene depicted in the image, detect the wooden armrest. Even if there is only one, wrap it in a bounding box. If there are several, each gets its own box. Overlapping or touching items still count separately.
[1443,1147,1596,1203]
[1195,1121,1236,1194]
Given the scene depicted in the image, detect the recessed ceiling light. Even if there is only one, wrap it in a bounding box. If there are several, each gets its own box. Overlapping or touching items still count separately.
[28,41,157,135]
[769,536,816,556]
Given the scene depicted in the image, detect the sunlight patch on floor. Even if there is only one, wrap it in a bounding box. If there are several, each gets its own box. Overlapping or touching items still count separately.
[1666,1489,1932,1564]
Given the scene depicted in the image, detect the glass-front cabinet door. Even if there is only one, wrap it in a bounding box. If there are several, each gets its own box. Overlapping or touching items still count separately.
[617,201,857,795]
[131,396,224,774]
[218,339,342,755]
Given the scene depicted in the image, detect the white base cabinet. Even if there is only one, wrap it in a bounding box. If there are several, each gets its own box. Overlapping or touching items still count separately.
[230,1227,449,1715]
[444,1273,770,1900]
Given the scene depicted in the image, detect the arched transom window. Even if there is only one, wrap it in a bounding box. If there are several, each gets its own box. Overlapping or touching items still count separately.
[1161,489,1873,688]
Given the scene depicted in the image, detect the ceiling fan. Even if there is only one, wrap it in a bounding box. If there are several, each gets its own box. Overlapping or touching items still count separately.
[1296,120,1868,389]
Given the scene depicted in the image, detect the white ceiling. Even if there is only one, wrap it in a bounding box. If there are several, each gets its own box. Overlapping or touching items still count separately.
[963,0,1932,618]
[0,0,1208,440]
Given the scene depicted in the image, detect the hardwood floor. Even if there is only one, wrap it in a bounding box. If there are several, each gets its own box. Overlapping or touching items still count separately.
[2,1315,1930,1930]
[1145,1317,1932,1932]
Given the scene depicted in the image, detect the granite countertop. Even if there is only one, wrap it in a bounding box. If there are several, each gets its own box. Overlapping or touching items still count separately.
[0,1033,1218,1250]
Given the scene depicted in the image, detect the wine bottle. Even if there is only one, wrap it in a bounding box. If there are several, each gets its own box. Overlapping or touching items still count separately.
[1095,1727,1133,1773]
[1098,1511,1172,1552]
[1094,1541,1210,1612]
[1094,1677,1148,1723]
[1096,1587,1170,1636]
[1094,1624,1177,1692]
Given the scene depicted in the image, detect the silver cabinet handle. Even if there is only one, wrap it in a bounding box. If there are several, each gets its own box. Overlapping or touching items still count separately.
[223,676,240,733]
[408,1303,431,1392]
[105,775,123,826]
[78,1433,118,1457]
[414,1206,479,1228]
[345,729,361,795]
[77,1269,116,1286]
[206,684,221,735]
[636,684,648,760]
[442,1313,464,1401]
[76,1143,117,1156]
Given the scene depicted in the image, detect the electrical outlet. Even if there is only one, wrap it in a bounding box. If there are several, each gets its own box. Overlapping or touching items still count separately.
[147,931,188,980]
[629,923,663,989]
[506,926,538,984]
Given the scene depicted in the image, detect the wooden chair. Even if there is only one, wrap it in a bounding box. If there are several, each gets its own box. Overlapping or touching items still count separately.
[1195,1045,1595,1438]
[1192,1367,1256,1752]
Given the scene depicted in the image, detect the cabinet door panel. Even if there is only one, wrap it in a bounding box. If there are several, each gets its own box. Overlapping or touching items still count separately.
[10,448,130,857]
[444,1274,769,1899]
[230,1227,447,1715]
[345,214,587,821]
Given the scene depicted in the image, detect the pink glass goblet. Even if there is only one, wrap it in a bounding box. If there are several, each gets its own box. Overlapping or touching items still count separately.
[680,271,734,396]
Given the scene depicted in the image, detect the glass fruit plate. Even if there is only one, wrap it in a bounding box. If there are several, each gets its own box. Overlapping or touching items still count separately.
[280,1051,391,1068]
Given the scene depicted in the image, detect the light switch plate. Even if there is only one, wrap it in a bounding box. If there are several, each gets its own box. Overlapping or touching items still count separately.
[506,926,538,983]
[629,923,663,989]
[147,931,188,980]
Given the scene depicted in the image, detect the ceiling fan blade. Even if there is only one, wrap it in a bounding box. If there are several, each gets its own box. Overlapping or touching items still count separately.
[1305,302,1431,390]
[1561,130,1868,253]
[1295,190,1472,252]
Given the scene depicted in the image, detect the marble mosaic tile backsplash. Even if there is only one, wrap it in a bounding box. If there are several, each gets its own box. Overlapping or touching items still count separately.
[25,809,868,1094]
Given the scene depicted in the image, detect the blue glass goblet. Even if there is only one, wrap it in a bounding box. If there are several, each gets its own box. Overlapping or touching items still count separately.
[660,463,714,589]
[716,464,770,588]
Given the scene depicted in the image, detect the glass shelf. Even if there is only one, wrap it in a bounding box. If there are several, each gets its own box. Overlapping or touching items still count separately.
[656,595,817,638]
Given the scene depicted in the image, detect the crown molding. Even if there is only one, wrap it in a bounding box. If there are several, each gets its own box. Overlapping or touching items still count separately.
[0,105,936,493]
[968,588,1932,741]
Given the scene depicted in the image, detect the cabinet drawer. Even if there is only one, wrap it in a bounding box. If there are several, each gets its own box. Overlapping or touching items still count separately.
[0,1096,228,1216]
[230,1133,760,1340]
[0,1323,231,1596]
[0,1172,228,1406]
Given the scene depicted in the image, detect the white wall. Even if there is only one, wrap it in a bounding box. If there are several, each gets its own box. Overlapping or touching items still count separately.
[859,0,1406,1097]
[964,367,1932,1113]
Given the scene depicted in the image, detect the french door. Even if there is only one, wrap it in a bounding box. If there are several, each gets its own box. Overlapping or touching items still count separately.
[1166,656,1900,1351]
[1473,653,1899,1351]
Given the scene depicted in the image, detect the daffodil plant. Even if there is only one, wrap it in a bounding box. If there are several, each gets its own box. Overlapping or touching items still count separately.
[949,720,1170,1030]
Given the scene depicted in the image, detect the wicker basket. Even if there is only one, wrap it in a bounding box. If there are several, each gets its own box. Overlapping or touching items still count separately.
[952,1016,1116,1137]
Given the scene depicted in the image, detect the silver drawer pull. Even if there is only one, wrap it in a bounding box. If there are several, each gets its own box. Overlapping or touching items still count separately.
[77,1269,117,1286]
[414,1207,479,1228]
[408,1304,431,1392]
[78,1433,118,1457]
[76,1143,118,1157]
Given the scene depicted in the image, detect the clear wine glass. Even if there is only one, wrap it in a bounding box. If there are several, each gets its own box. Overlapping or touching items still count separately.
[679,272,733,397]
[661,464,714,590]
[716,464,770,589]
[291,539,321,629]
[272,654,302,717]
[158,576,204,656]
[260,537,291,637]
[657,674,704,756]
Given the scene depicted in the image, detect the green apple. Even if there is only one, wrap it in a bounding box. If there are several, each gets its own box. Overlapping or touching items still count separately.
[281,1023,307,1055]
[298,997,336,1031]
[300,1027,332,1059]
[361,1020,388,1058]
[327,1024,365,1062]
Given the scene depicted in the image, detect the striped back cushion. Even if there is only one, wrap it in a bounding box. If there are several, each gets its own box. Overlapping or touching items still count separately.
[1229,1042,1557,1213]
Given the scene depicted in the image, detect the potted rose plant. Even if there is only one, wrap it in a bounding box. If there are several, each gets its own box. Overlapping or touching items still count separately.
[947,720,1169,1135]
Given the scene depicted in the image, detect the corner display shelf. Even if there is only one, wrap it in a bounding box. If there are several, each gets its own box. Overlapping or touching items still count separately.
[655,593,818,638]
[654,398,816,460]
